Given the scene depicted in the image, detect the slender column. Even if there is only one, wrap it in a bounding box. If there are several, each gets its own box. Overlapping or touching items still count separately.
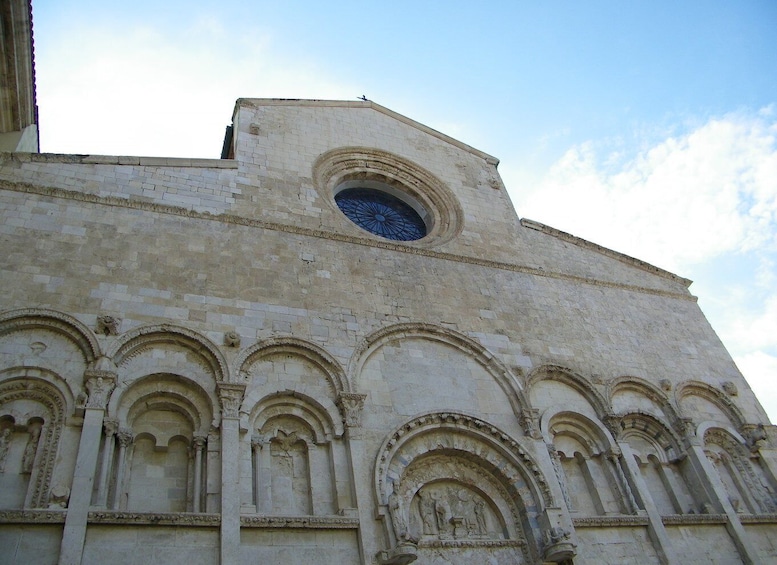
[578,456,606,515]
[218,383,246,565]
[112,429,133,510]
[656,459,693,513]
[59,368,116,565]
[618,441,678,565]
[605,447,638,514]
[192,435,206,513]
[251,435,264,512]
[95,419,118,507]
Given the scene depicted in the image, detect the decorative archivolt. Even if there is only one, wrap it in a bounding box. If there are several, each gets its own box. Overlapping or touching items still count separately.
[0,308,101,364]
[375,411,553,509]
[675,380,746,431]
[617,411,684,463]
[0,373,68,508]
[374,411,552,563]
[544,411,614,457]
[350,322,528,415]
[607,376,681,421]
[527,365,610,420]
[111,373,215,436]
[248,391,342,441]
[236,336,349,396]
[107,324,228,383]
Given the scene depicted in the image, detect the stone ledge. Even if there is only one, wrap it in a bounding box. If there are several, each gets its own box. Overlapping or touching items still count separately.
[572,515,650,527]
[739,514,777,524]
[418,538,524,548]
[0,509,67,524]
[0,152,238,169]
[87,511,221,526]
[661,514,728,525]
[239,515,360,529]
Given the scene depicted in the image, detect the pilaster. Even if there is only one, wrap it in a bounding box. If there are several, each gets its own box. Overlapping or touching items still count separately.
[217,382,246,565]
[617,441,678,565]
[685,443,760,564]
[59,363,116,565]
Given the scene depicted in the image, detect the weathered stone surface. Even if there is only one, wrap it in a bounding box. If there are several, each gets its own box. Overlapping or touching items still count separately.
[0,99,775,564]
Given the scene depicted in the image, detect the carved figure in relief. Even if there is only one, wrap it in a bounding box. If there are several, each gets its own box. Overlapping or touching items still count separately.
[418,490,437,535]
[433,491,451,535]
[96,315,120,336]
[544,526,570,547]
[474,499,487,535]
[22,424,41,474]
[0,428,10,472]
[224,331,241,347]
[749,424,768,452]
[388,491,409,541]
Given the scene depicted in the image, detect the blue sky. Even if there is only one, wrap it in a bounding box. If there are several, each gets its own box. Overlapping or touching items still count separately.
[32,1,777,420]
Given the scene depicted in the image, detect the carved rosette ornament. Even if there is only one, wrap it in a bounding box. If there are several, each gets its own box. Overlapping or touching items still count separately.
[217,383,246,419]
[337,393,367,428]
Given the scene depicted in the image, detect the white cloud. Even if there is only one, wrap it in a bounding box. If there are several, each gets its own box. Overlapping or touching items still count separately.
[505,111,777,422]
[512,110,777,274]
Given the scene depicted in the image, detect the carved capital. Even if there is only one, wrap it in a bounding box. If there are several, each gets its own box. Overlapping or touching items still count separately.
[602,414,622,439]
[84,375,116,410]
[192,435,207,450]
[217,383,246,419]
[117,429,133,448]
[251,435,267,451]
[520,409,542,440]
[103,418,119,437]
[337,393,367,428]
[605,446,622,461]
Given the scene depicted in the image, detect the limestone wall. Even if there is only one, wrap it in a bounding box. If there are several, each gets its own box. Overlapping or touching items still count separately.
[0,100,776,564]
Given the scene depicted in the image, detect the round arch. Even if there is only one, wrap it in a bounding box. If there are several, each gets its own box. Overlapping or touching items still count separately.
[528,365,610,420]
[236,336,349,396]
[108,323,228,383]
[675,380,746,431]
[0,308,101,364]
[351,322,528,415]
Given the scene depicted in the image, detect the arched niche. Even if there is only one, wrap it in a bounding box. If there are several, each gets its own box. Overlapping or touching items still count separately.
[110,374,214,513]
[113,374,214,436]
[0,372,69,509]
[247,391,342,516]
[546,411,626,516]
[351,323,526,429]
[703,426,777,514]
[619,412,694,515]
[375,412,552,564]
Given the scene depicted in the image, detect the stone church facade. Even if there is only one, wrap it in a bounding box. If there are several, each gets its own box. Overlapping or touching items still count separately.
[1,57,777,565]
